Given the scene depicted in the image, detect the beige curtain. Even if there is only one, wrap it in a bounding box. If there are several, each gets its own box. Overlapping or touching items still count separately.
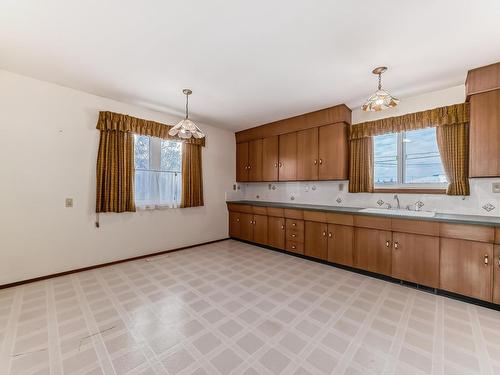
[181,143,204,207]
[96,130,136,213]
[436,123,470,195]
[96,111,205,146]
[349,137,374,193]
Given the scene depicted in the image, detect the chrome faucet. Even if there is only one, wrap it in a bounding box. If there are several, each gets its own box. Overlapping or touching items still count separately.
[394,194,400,210]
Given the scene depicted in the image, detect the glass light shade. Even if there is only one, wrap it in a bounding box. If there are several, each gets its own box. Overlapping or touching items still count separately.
[168,119,205,139]
[362,89,400,112]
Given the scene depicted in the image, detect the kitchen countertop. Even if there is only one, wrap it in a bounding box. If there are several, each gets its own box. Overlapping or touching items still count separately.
[227,200,500,227]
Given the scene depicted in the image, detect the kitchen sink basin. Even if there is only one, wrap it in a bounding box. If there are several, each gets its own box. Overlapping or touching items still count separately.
[359,207,436,218]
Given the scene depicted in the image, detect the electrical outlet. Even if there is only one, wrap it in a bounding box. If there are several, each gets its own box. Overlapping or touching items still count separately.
[65,198,73,208]
[492,182,500,193]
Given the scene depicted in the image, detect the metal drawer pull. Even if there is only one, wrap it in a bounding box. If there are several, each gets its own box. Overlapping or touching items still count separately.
[281,225,284,230]
[236,218,240,222]
[319,159,323,165]
[291,233,296,237]
[292,245,296,249]
[279,162,283,167]
[394,242,399,250]
[314,160,318,165]
[322,231,327,237]
[292,223,296,227]
[248,165,251,169]
[386,240,390,248]
[328,233,332,238]
[484,254,489,265]
[274,162,278,167]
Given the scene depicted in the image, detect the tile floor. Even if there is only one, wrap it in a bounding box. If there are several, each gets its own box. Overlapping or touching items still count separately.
[1,239,500,375]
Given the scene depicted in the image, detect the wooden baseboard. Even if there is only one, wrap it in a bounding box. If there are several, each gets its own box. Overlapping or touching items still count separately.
[0,238,230,290]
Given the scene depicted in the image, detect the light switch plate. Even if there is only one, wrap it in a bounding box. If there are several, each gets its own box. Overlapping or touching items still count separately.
[493,183,500,193]
[65,198,73,208]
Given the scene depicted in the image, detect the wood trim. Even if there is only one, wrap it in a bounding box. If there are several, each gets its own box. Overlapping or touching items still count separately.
[373,188,446,195]
[267,207,284,217]
[466,62,500,98]
[391,218,439,237]
[235,104,351,143]
[439,223,494,243]
[227,203,253,213]
[284,209,304,219]
[252,206,267,215]
[326,213,354,226]
[0,238,230,290]
[303,210,327,223]
[353,215,392,230]
[496,228,500,245]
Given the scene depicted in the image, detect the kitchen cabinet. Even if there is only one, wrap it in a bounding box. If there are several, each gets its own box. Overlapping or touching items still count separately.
[236,142,249,182]
[268,216,285,249]
[279,132,297,181]
[318,123,349,180]
[327,224,354,267]
[469,90,500,177]
[391,232,439,288]
[304,221,327,260]
[440,238,493,301]
[262,136,279,181]
[239,213,254,242]
[354,228,392,276]
[229,211,241,238]
[286,218,304,254]
[248,139,263,182]
[253,214,268,245]
[494,245,500,304]
[297,128,319,180]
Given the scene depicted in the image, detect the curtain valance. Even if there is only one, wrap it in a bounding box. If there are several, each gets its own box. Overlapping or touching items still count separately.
[349,103,469,140]
[96,111,205,146]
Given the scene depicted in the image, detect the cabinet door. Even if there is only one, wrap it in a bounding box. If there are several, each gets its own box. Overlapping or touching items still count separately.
[239,213,254,242]
[440,238,493,301]
[268,216,285,249]
[494,245,500,304]
[305,221,328,260]
[236,142,249,182]
[470,91,500,177]
[248,139,263,182]
[318,123,349,180]
[297,128,319,181]
[278,132,297,181]
[229,211,241,238]
[392,232,439,288]
[327,224,354,267]
[354,228,392,276]
[262,136,279,181]
[253,214,268,245]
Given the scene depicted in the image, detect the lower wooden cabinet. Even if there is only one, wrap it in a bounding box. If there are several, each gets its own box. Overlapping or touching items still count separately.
[252,214,268,245]
[327,224,354,267]
[354,228,392,276]
[268,216,285,249]
[239,213,254,242]
[229,212,241,238]
[494,245,500,304]
[391,232,439,288]
[440,238,493,301]
[305,221,328,260]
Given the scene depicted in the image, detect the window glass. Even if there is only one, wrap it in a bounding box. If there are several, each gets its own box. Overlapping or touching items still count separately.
[134,135,150,170]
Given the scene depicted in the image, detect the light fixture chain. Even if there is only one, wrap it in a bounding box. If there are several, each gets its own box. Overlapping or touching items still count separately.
[185,92,189,119]
[378,73,382,90]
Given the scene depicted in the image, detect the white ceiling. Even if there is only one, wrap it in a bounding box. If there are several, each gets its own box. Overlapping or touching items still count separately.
[1,0,500,131]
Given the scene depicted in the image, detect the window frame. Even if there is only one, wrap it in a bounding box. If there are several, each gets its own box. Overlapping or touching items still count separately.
[373,129,447,194]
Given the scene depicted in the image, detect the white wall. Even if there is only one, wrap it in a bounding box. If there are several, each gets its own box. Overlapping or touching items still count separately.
[0,70,236,285]
[230,85,500,217]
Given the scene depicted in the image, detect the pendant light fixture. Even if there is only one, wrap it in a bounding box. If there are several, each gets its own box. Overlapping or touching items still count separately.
[362,67,400,112]
[168,89,205,139]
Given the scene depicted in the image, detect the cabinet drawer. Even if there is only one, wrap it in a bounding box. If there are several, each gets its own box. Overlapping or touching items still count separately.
[267,207,284,217]
[326,213,354,226]
[286,240,304,254]
[284,209,304,219]
[391,219,439,236]
[354,215,391,230]
[286,219,304,232]
[252,206,267,215]
[227,203,253,213]
[287,230,304,243]
[440,223,494,243]
[303,210,327,223]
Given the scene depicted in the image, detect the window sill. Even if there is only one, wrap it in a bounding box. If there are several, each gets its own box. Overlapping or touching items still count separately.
[136,203,180,210]
[373,188,446,194]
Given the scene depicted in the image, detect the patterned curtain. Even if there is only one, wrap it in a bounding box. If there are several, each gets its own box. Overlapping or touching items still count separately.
[181,143,204,207]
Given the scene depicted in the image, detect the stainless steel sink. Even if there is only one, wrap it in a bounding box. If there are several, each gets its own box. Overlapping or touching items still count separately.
[359,207,436,218]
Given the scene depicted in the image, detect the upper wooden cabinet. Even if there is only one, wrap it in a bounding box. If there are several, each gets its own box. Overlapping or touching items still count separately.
[318,123,349,180]
[469,90,500,177]
[466,62,500,97]
[248,139,263,181]
[297,128,319,180]
[279,132,297,181]
[262,136,279,181]
[236,142,249,182]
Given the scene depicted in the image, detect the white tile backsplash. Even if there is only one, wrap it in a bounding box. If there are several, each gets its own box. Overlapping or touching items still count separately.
[228,179,500,217]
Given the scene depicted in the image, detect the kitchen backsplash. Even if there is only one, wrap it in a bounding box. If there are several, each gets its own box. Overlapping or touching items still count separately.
[226,179,500,217]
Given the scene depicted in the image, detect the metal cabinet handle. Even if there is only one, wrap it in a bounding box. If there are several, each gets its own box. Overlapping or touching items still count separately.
[291,233,296,237]
[292,223,296,227]
[281,225,285,230]
[236,218,240,222]
[322,231,327,237]
[498,256,500,267]
[274,162,278,167]
[385,240,390,248]
[319,159,323,165]
[250,220,253,224]
[292,245,296,249]
[279,162,283,167]
[484,254,489,265]
[253,220,256,225]
[314,159,318,165]
[247,165,251,169]
[328,232,332,238]
[394,242,399,250]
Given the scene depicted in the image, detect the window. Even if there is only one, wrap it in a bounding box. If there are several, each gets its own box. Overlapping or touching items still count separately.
[134,135,182,208]
[374,127,447,188]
